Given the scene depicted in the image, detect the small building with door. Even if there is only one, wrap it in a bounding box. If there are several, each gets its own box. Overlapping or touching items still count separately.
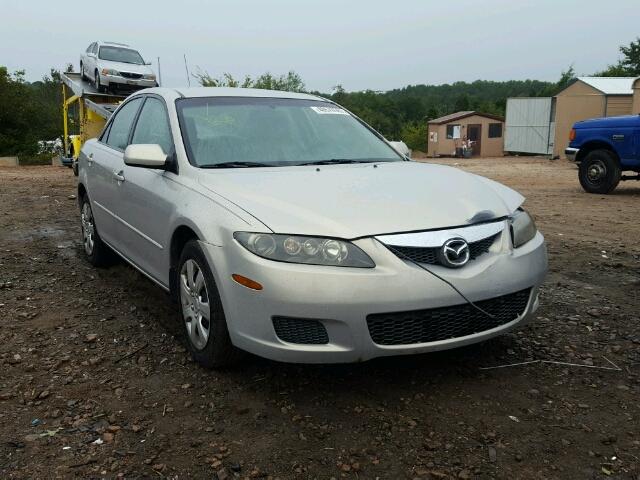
[427,111,505,158]
[553,77,636,158]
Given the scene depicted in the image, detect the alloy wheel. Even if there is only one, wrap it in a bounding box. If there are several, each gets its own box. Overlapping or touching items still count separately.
[80,201,95,255]
[180,259,212,350]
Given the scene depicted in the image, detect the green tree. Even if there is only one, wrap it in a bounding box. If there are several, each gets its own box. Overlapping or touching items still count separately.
[400,122,428,152]
[619,38,640,75]
[595,37,640,76]
[454,93,471,111]
[0,68,39,155]
[0,66,66,157]
[193,69,305,92]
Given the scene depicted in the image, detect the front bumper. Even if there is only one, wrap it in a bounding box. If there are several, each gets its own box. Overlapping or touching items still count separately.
[200,226,548,363]
[565,147,579,162]
[100,74,156,89]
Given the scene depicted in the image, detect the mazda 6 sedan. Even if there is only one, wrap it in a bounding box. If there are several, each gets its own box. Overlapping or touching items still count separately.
[77,87,548,367]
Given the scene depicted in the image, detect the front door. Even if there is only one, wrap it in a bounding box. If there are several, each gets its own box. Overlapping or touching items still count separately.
[116,96,176,284]
[467,124,482,156]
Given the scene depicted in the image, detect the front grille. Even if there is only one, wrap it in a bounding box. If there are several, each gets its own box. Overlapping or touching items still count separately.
[389,233,499,266]
[367,288,531,345]
[272,317,329,345]
[120,71,143,79]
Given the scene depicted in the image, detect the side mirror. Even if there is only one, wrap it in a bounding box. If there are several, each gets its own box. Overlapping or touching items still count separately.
[124,144,168,169]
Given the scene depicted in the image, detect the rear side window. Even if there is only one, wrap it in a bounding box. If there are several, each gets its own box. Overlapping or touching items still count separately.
[131,98,173,154]
[91,43,98,55]
[105,98,143,151]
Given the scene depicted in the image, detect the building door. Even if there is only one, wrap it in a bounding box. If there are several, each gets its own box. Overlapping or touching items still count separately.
[467,124,482,156]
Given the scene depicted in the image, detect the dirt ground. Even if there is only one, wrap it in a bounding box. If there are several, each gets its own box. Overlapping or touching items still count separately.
[1,157,639,479]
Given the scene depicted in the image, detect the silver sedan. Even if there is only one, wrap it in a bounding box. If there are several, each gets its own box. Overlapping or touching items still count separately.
[77,87,547,367]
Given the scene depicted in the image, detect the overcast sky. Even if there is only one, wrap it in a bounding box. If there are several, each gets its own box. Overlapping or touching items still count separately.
[1,0,638,92]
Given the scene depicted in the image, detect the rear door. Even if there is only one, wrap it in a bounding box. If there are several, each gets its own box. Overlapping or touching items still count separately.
[88,97,144,250]
[116,95,177,284]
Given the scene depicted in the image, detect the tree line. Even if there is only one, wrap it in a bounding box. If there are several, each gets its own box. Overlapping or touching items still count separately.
[1,38,638,157]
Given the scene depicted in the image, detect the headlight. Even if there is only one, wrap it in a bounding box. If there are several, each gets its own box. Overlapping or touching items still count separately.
[143,74,156,80]
[101,68,120,76]
[234,232,375,268]
[510,208,537,248]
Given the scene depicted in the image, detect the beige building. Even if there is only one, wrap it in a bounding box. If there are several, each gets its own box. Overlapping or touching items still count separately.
[427,111,505,158]
[554,77,635,158]
[633,77,640,114]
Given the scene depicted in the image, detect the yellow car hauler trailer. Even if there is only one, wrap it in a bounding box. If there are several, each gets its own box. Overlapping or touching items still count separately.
[61,72,126,175]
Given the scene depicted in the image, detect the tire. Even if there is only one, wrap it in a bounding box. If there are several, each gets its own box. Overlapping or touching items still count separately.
[80,194,115,267]
[95,70,105,93]
[578,149,621,194]
[80,62,87,81]
[177,240,243,368]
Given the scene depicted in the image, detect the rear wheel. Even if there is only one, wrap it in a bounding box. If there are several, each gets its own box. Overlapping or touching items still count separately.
[80,194,114,267]
[578,149,621,194]
[80,62,87,81]
[178,240,243,368]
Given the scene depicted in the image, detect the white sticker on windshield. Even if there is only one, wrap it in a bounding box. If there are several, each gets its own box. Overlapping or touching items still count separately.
[310,106,349,115]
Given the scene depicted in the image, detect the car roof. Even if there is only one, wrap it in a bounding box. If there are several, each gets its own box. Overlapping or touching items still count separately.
[99,41,131,47]
[170,87,325,101]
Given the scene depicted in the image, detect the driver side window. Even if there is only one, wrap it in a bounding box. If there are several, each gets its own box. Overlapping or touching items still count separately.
[105,98,143,151]
[131,97,173,155]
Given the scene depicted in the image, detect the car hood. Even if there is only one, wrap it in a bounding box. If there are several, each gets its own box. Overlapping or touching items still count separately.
[198,162,524,238]
[575,115,639,129]
[98,60,152,75]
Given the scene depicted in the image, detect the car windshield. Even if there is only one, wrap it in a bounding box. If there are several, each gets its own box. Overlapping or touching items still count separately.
[98,46,145,65]
[176,97,403,167]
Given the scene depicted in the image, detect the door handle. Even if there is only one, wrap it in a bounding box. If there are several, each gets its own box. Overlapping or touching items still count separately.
[113,170,125,183]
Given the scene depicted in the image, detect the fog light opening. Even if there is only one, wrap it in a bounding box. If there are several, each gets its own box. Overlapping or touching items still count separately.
[232,274,263,291]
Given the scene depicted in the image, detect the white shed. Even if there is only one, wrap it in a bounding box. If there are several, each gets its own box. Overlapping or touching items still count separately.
[504,97,555,155]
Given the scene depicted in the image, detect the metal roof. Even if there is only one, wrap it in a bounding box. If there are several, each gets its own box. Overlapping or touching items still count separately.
[576,77,636,95]
[428,111,504,124]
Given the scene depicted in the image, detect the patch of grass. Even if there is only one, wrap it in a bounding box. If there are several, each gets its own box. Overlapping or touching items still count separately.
[18,154,54,166]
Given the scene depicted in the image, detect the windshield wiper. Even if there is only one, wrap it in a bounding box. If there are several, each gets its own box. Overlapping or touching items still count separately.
[201,161,270,169]
[297,159,378,166]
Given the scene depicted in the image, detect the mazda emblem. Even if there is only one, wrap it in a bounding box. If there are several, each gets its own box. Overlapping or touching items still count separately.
[438,238,470,268]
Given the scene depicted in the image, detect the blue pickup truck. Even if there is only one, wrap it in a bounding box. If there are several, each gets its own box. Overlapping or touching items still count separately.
[565,115,640,193]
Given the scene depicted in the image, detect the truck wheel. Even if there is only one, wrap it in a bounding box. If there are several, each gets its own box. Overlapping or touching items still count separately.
[177,240,244,368]
[80,194,115,267]
[578,149,621,194]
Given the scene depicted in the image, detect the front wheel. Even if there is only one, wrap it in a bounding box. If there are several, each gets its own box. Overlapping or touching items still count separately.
[177,240,243,368]
[95,70,105,93]
[578,149,621,194]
